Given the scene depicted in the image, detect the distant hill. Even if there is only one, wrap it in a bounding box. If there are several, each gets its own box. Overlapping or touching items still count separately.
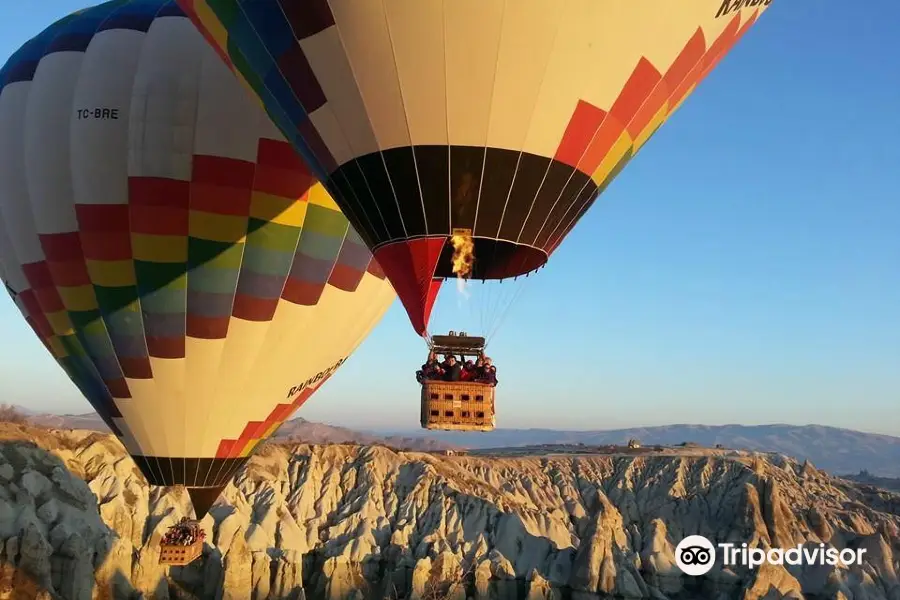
[22,409,456,453]
[272,417,458,451]
[27,412,110,431]
[844,471,900,492]
[379,423,900,477]
[16,406,900,477]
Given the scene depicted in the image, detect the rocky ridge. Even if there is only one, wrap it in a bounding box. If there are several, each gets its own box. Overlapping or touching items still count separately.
[21,412,457,454]
[20,409,900,477]
[0,423,897,600]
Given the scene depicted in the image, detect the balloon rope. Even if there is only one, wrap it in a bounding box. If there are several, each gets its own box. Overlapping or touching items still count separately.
[484,274,533,348]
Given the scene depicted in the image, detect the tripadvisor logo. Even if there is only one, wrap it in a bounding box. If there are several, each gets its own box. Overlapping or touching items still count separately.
[675,535,867,576]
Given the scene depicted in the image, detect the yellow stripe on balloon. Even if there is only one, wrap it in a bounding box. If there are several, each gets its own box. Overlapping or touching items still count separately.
[131,234,188,263]
[57,284,99,312]
[239,438,260,457]
[307,183,341,211]
[260,421,282,440]
[633,104,670,153]
[86,259,136,287]
[46,311,74,336]
[193,1,229,55]
[591,131,633,187]
[250,191,308,226]
[188,211,248,243]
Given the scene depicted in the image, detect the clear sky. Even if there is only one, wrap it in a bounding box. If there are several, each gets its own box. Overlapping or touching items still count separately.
[0,2,898,435]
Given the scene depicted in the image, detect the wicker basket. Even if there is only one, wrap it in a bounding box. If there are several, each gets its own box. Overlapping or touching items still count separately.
[159,539,203,566]
[421,380,495,432]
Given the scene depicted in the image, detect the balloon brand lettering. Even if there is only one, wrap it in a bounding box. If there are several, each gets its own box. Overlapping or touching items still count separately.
[76,108,119,120]
[286,357,347,399]
[716,0,772,18]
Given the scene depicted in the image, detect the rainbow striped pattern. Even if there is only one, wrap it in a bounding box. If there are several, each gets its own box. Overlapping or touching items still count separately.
[0,0,394,488]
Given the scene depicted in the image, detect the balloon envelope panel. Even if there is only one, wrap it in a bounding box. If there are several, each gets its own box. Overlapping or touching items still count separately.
[177,0,772,334]
[0,0,395,489]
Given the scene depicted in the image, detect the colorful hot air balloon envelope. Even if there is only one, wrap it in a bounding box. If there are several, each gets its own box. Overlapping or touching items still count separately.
[178,0,773,336]
[0,0,395,518]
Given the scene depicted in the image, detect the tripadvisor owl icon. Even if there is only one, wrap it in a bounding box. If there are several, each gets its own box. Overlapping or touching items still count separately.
[675,535,716,576]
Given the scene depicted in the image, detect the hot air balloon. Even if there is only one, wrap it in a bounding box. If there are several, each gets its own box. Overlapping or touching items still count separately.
[0,0,395,522]
[177,0,773,339]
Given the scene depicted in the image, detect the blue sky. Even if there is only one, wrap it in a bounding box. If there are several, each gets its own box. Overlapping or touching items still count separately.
[0,2,898,435]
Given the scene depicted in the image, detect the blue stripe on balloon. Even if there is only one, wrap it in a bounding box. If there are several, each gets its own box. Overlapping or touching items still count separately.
[227,8,275,81]
[238,0,296,60]
[157,0,186,17]
[0,27,58,88]
[98,0,167,32]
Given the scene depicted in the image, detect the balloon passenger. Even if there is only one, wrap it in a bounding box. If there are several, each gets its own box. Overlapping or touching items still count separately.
[460,360,475,381]
[473,357,497,387]
[442,356,462,382]
[416,352,444,383]
[417,351,497,387]
[479,365,498,387]
[162,517,206,547]
[472,357,485,380]
[424,352,442,376]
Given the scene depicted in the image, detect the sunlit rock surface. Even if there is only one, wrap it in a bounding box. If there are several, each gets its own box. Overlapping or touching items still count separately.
[0,424,897,600]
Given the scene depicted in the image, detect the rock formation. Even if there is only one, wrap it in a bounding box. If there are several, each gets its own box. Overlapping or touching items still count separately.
[0,424,898,600]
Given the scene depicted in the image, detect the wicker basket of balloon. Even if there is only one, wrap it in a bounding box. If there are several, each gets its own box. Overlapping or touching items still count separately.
[421,380,495,432]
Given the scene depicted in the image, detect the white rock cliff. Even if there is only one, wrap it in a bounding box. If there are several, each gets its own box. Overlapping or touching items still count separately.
[0,425,898,600]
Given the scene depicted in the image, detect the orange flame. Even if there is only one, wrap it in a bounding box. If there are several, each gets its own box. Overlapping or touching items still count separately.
[449,230,474,297]
[450,231,474,279]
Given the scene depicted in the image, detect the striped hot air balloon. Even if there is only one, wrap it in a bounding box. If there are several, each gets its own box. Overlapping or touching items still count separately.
[0,0,395,518]
[177,0,773,336]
